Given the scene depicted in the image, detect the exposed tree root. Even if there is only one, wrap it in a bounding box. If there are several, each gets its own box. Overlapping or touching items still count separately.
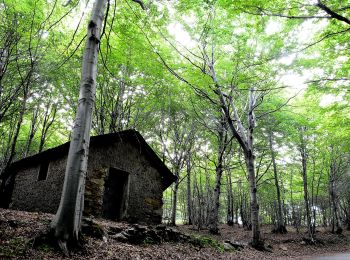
[272,225,288,234]
[301,237,325,246]
[249,240,272,252]
[32,230,81,256]
[31,217,104,256]
[333,227,343,235]
[209,227,220,235]
[57,240,69,257]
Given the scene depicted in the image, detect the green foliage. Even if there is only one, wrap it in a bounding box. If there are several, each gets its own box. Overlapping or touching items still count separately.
[0,0,349,231]
[0,237,29,257]
[189,235,224,252]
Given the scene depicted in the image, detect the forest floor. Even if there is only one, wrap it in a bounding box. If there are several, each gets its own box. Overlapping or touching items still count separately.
[1,209,350,259]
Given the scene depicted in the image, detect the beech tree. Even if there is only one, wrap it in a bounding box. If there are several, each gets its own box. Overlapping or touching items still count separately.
[0,0,349,255]
[51,0,147,250]
[50,0,108,251]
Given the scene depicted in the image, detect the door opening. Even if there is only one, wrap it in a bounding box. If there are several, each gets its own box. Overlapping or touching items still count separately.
[102,168,129,220]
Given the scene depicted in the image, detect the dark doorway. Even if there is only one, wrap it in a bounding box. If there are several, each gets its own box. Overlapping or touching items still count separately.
[38,161,49,181]
[102,168,129,220]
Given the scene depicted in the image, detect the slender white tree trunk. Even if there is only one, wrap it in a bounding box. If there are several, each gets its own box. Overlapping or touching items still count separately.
[299,127,314,241]
[246,152,261,246]
[171,176,179,226]
[269,131,286,233]
[186,157,193,225]
[246,88,262,247]
[208,118,225,234]
[329,151,341,234]
[226,170,234,226]
[216,86,263,248]
[51,0,107,248]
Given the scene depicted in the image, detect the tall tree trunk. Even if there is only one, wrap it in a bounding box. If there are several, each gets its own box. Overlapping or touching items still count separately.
[290,171,299,232]
[194,169,203,229]
[208,118,225,234]
[246,152,261,246]
[245,88,262,248]
[268,131,286,234]
[171,176,179,226]
[299,127,314,241]
[204,166,212,226]
[51,0,107,251]
[329,151,342,234]
[208,156,223,233]
[226,170,234,226]
[344,197,350,230]
[186,157,192,225]
[200,36,263,246]
[238,181,246,228]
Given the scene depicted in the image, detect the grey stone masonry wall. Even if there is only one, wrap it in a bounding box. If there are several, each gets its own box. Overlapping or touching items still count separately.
[84,168,107,217]
[9,137,165,224]
[86,141,164,224]
[10,156,67,213]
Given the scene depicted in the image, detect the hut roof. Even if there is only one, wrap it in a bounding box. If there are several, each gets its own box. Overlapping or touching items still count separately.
[10,129,176,190]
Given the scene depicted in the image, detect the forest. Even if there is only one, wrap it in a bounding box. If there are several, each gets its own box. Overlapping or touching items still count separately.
[0,0,349,259]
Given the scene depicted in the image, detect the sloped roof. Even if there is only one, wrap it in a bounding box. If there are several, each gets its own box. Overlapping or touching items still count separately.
[10,129,176,190]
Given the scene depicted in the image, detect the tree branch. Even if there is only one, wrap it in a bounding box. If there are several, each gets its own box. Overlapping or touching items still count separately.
[316,1,350,25]
[241,6,332,20]
[306,77,350,84]
[130,0,145,10]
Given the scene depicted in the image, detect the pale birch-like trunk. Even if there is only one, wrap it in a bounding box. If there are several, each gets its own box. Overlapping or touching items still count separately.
[171,177,179,226]
[244,88,262,247]
[51,0,107,248]
[268,131,286,233]
[329,152,342,234]
[198,39,263,247]
[215,85,263,247]
[208,157,223,233]
[301,149,313,239]
[208,118,225,234]
[299,127,314,241]
[226,170,234,226]
[186,157,193,225]
[245,148,261,246]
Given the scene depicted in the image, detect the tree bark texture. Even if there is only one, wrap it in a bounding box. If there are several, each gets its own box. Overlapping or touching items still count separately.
[226,170,234,226]
[186,157,193,225]
[51,0,107,247]
[329,150,342,234]
[216,86,263,247]
[171,177,179,226]
[208,119,225,234]
[269,131,286,234]
[299,127,314,241]
[246,152,261,246]
[245,88,262,247]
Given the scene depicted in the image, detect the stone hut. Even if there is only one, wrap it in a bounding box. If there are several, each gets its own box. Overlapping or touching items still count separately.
[0,130,176,224]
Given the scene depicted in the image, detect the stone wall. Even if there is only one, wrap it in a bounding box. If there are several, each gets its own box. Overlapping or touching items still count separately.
[84,168,107,217]
[10,156,66,213]
[86,141,164,224]
[10,138,164,224]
